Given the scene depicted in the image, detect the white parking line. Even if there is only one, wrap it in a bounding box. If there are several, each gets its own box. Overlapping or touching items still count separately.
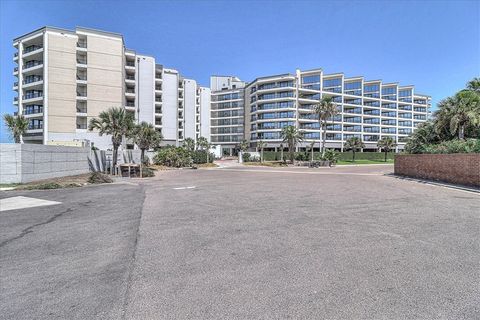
[0,196,61,212]
[173,186,196,190]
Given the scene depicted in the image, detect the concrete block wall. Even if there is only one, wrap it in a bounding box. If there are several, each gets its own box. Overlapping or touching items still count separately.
[0,144,90,183]
[394,153,480,187]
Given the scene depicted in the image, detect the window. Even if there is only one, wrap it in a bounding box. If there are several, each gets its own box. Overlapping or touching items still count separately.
[302,75,320,84]
[364,84,379,92]
[344,82,361,90]
[323,78,342,87]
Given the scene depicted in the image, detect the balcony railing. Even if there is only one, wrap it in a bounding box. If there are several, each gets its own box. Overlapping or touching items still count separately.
[14,52,18,57]
[126,75,135,80]
[126,89,135,94]
[24,60,43,69]
[14,66,18,72]
[14,97,18,102]
[23,45,43,54]
[23,92,43,100]
[77,58,87,64]
[76,124,88,129]
[76,107,87,113]
[155,86,162,90]
[77,91,87,97]
[126,61,135,67]
[24,106,43,115]
[14,81,18,87]
[23,75,43,84]
[155,98,162,102]
[126,102,135,107]
[28,124,43,130]
[77,41,87,48]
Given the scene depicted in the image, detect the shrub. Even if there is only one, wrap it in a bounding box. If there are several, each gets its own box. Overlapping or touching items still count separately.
[25,182,62,190]
[422,139,480,154]
[191,150,214,164]
[141,167,155,177]
[88,172,113,184]
[153,147,193,167]
[242,152,251,162]
[322,149,338,164]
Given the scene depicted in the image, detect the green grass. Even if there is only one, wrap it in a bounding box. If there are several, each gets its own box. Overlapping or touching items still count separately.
[336,159,394,165]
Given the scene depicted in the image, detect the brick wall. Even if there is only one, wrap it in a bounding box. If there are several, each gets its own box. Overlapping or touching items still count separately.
[394,154,480,187]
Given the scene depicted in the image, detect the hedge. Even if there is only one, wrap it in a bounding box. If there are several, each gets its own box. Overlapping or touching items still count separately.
[261,151,395,161]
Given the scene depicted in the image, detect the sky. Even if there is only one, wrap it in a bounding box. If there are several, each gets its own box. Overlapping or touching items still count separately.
[1,0,479,142]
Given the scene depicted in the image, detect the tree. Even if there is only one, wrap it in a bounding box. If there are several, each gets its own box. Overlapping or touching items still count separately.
[467,77,480,93]
[435,90,480,139]
[344,137,365,162]
[197,136,213,163]
[133,121,162,164]
[256,140,266,162]
[377,136,397,162]
[3,114,29,144]
[309,141,315,161]
[88,107,135,173]
[239,139,249,153]
[182,138,195,152]
[314,95,339,157]
[280,125,303,163]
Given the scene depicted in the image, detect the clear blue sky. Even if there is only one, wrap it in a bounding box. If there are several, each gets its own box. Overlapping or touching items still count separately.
[1,0,479,142]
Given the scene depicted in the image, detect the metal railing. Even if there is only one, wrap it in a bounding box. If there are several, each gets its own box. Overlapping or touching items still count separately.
[23,45,43,54]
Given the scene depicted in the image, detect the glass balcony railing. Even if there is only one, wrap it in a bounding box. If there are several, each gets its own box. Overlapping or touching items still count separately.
[77,58,87,64]
[76,91,87,97]
[126,75,135,80]
[14,66,18,72]
[23,75,43,84]
[14,81,18,87]
[23,92,43,100]
[77,41,87,48]
[126,102,135,107]
[76,123,88,129]
[126,61,135,67]
[126,89,135,94]
[24,105,43,115]
[14,52,18,57]
[24,60,43,69]
[23,45,43,54]
[28,124,43,130]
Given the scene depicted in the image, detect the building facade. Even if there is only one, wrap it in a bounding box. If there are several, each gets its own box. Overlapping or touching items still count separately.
[210,76,246,156]
[13,26,210,149]
[243,69,430,151]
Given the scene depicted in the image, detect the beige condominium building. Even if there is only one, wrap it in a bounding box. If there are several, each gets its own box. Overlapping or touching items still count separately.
[13,26,210,149]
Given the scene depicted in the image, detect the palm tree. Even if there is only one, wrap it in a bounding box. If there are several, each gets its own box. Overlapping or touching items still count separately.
[280,125,303,163]
[344,137,365,162]
[182,137,195,152]
[435,90,480,139]
[467,77,480,93]
[256,140,266,162]
[88,107,135,173]
[377,136,397,162]
[239,139,249,153]
[314,95,339,157]
[133,121,162,164]
[3,114,29,144]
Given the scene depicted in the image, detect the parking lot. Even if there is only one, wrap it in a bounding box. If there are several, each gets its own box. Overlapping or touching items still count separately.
[1,164,479,319]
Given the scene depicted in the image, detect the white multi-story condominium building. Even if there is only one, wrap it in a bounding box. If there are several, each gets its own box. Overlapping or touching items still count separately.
[244,68,430,151]
[12,26,210,149]
[210,76,246,156]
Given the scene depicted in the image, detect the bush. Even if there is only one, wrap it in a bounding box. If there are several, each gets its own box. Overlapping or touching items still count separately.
[191,150,214,164]
[141,167,155,177]
[242,152,251,162]
[322,149,338,164]
[422,139,480,154]
[88,172,113,184]
[153,147,193,167]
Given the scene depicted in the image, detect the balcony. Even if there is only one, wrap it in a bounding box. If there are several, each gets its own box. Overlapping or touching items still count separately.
[14,97,19,104]
[13,66,18,74]
[28,124,44,130]
[76,91,87,100]
[126,75,135,82]
[77,41,87,49]
[23,60,43,71]
[23,45,43,54]
[24,105,44,116]
[24,75,43,85]
[23,91,43,101]
[76,58,87,67]
[13,82,18,90]
[76,123,88,130]
[125,61,135,68]
[155,86,162,91]
[76,106,87,115]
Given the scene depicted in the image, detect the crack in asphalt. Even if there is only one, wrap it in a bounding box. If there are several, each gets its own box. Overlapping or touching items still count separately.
[0,208,73,249]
